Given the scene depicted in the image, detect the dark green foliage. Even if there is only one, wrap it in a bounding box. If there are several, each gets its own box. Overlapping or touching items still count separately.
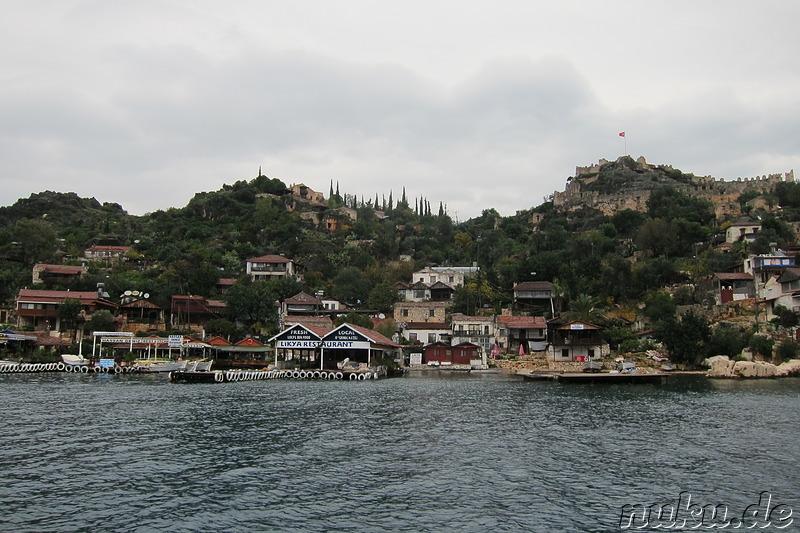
[602,323,637,350]
[367,282,400,314]
[654,310,711,366]
[771,305,799,329]
[647,186,714,225]
[748,335,774,359]
[331,267,371,306]
[642,291,676,324]
[333,311,373,329]
[776,339,800,362]
[204,318,242,340]
[707,325,749,357]
[87,310,115,332]
[223,280,282,327]
[58,298,83,336]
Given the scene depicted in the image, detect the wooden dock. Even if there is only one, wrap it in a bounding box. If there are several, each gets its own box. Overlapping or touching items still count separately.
[168,369,380,383]
[522,372,668,384]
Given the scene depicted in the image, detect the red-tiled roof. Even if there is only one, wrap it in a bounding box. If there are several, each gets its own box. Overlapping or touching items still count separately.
[514,281,554,291]
[35,264,86,274]
[29,332,72,346]
[216,278,236,286]
[283,316,334,329]
[452,342,480,348]
[86,245,131,253]
[344,323,400,347]
[17,289,106,304]
[206,336,232,346]
[555,320,601,330]
[403,322,450,330]
[497,315,547,328]
[284,291,322,305]
[713,272,754,280]
[451,313,494,322]
[246,255,291,263]
[394,301,448,308]
[235,337,264,347]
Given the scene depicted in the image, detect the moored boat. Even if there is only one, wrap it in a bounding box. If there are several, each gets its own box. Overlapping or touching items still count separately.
[135,360,187,373]
[61,353,89,367]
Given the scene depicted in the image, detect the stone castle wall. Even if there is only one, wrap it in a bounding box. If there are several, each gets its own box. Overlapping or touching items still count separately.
[554,157,793,217]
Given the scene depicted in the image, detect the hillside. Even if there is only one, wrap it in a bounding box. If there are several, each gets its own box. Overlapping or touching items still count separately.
[3,158,800,367]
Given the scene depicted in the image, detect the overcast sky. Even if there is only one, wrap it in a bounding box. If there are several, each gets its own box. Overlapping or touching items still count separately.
[2,1,798,220]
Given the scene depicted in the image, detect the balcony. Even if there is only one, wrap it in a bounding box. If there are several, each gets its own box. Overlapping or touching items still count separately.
[250,265,287,273]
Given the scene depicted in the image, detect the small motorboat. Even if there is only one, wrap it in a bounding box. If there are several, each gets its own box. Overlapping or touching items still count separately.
[135,360,187,373]
[61,353,89,367]
[583,360,602,373]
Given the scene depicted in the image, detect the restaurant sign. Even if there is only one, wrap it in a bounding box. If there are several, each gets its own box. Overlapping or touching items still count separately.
[275,326,323,349]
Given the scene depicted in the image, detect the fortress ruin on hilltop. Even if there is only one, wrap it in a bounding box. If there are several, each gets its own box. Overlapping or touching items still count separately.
[551,156,794,218]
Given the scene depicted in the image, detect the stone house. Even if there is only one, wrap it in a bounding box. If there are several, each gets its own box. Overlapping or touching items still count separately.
[393,301,447,324]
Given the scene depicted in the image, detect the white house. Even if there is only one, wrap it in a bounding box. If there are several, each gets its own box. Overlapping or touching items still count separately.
[245,255,298,282]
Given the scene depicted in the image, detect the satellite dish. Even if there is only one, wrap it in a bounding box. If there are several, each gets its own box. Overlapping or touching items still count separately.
[132,290,140,296]
[144,293,150,299]
[124,290,132,296]
[378,313,385,319]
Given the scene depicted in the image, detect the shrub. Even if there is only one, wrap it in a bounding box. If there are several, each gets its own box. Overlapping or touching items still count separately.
[776,340,800,362]
[748,335,774,359]
[619,339,640,354]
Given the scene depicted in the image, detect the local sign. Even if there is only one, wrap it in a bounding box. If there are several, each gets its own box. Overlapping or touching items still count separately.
[322,327,371,349]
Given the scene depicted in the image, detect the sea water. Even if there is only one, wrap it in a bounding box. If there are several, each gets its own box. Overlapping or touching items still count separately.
[1,371,798,532]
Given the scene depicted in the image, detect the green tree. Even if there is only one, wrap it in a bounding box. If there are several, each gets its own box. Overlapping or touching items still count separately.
[748,335,774,360]
[367,282,400,314]
[11,219,58,266]
[654,310,710,367]
[204,318,242,340]
[642,291,676,324]
[775,339,800,362]
[331,267,371,306]
[223,280,281,328]
[87,310,115,333]
[59,298,82,339]
[562,293,603,323]
[636,218,678,257]
[334,311,373,329]
[374,318,397,340]
[707,325,748,358]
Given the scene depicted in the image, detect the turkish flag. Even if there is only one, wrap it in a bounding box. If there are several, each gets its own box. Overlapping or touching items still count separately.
[619,131,626,137]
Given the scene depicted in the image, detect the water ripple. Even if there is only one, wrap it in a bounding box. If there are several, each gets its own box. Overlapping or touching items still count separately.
[1,373,798,531]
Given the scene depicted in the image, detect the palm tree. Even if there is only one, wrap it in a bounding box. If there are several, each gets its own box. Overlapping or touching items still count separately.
[561,293,604,324]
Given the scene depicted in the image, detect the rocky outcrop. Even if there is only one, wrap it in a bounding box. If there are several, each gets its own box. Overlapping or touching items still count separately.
[706,356,800,378]
[776,359,800,377]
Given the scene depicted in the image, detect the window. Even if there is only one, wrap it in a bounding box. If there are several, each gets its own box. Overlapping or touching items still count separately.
[562,349,569,358]
[402,309,409,317]
[446,349,452,356]
[588,349,595,358]
[428,333,437,343]
[484,325,489,335]
[409,333,417,341]
[414,290,425,298]
[430,276,436,283]
[449,276,454,283]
